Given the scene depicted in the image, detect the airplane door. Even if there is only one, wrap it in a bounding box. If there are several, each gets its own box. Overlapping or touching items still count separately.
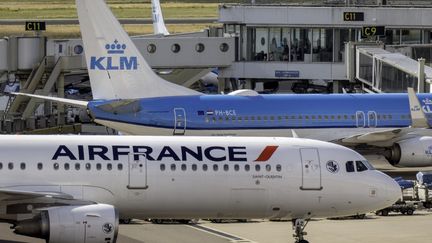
[300,148,322,190]
[127,154,148,189]
[356,111,365,128]
[367,111,377,128]
[173,108,186,135]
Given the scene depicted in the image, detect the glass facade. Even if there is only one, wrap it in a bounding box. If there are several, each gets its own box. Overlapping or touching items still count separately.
[234,26,431,64]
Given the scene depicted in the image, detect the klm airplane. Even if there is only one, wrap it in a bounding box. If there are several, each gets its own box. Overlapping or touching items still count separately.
[15,0,432,167]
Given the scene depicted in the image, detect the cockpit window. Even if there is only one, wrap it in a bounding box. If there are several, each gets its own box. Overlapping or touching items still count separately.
[362,160,375,170]
[346,161,355,172]
[356,160,368,172]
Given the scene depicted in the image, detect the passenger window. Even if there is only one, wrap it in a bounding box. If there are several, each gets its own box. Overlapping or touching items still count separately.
[0,162,2,170]
[118,164,123,171]
[171,164,176,171]
[224,164,229,171]
[54,163,59,170]
[20,163,26,170]
[245,164,250,171]
[107,163,112,171]
[85,163,91,170]
[181,164,187,171]
[346,161,355,172]
[96,163,102,170]
[276,164,282,172]
[37,163,43,170]
[192,164,197,171]
[266,164,271,172]
[8,162,13,170]
[213,164,218,171]
[234,164,240,171]
[202,164,208,171]
[64,163,70,170]
[255,164,261,172]
[160,164,165,171]
[356,161,368,172]
[75,163,80,170]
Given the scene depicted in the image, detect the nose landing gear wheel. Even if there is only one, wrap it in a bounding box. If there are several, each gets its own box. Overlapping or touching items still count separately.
[292,218,310,243]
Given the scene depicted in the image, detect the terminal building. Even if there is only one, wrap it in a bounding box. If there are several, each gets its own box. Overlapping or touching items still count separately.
[0,0,432,133]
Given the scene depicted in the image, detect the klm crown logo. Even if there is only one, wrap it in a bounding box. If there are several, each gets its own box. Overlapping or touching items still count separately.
[90,40,138,70]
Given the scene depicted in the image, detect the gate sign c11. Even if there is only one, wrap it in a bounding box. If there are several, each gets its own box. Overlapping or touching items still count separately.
[25,21,46,31]
[361,26,385,38]
[343,12,364,21]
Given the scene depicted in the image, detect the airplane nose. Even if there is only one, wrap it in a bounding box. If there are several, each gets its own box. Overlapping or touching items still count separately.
[382,173,402,205]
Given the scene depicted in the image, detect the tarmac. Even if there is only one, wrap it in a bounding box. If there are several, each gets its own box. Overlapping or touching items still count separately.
[1,210,432,243]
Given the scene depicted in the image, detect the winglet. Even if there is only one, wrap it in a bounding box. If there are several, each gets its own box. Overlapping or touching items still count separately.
[11,92,88,108]
[407,87,430,128]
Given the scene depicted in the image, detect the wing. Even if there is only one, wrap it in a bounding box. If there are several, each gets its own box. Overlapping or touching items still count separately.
[11,92,89,108]
[0,188,94,222]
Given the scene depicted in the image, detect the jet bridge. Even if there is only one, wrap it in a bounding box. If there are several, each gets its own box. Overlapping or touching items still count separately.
[355,46,432,93]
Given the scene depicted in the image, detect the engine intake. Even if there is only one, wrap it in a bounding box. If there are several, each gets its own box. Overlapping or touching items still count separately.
[385,136,432,167]
[14,204,119,243]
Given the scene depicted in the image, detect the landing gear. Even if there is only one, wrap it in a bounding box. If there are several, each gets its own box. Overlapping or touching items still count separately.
[292,219,309,243]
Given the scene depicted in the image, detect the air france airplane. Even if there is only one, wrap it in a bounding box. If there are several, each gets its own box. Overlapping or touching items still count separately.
[14,0,432,167]
[0,135,400,243]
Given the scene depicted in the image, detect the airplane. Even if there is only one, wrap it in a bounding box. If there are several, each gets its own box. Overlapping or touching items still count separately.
[0,134,401,243]
[13,0,432,168]
[151,0,169,36]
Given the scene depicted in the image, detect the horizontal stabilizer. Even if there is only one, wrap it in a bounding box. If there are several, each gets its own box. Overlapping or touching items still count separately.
[11,92,88,108]
[407,87,430,128]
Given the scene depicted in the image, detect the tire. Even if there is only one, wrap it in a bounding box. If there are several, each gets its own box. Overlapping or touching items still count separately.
[406,209,414,215]
[381,210,389,216]
[120,219,132,224]
[298,240,309,243]
[211,219,222,223]
[357,214,366,219]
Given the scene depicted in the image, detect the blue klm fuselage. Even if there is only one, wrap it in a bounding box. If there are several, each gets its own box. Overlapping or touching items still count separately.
[86,93,432,136]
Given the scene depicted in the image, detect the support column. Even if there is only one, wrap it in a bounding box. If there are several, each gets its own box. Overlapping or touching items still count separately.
[333,80,340,93]
[57,73,65,125]
[418,58,425,93]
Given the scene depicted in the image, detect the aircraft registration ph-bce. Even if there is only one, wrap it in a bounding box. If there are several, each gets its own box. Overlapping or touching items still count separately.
[0,135,400,243]
[13,0,432,168]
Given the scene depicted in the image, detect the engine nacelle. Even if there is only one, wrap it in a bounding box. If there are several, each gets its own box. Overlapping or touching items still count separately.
[14,204,119,243]
[385,136,432,167]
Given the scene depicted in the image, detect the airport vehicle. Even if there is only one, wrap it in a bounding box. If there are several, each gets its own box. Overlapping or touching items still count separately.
[376,202,416,216]
[0,134,400,243]
[14,0,432,168]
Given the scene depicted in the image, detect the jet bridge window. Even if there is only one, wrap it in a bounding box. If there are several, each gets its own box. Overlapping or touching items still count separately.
[346,161,355,172]
[356,161,368,172]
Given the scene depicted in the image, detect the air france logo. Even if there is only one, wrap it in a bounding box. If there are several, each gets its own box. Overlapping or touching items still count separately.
[102,223,114,234]
[326,160,339,173]
[90,40,138,70]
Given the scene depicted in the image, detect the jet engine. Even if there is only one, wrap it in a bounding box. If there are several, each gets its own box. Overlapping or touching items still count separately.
[13,204,119,243]
[385,136,432,167]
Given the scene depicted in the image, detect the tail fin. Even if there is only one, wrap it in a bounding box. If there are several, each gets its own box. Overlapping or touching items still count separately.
[76,0,200,100]
[151,0,170,35]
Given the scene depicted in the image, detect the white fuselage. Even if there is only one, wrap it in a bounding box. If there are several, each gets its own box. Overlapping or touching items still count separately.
[0,135,400,220]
